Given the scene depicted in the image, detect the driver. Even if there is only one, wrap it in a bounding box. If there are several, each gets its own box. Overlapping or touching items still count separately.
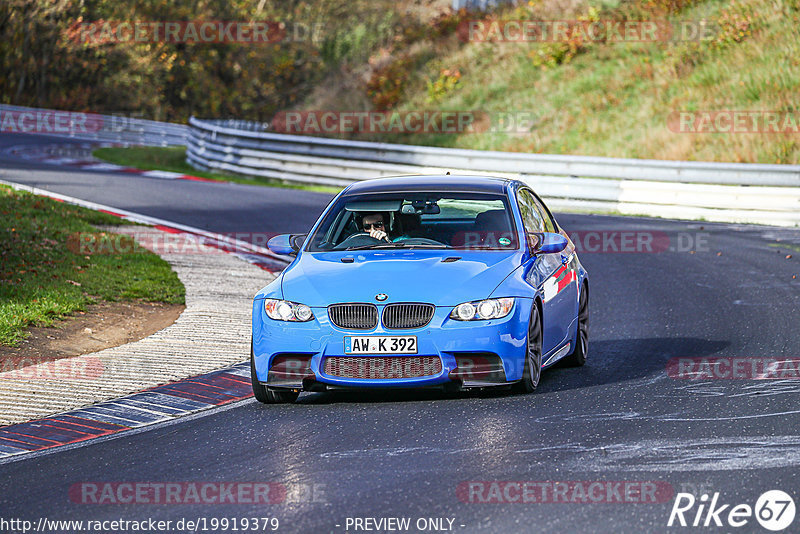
[362,212,391,242]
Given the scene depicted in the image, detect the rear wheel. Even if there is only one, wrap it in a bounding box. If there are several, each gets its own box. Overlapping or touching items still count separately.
[514,303,542,393]
[251,343,299,404]
[562,284,588,367]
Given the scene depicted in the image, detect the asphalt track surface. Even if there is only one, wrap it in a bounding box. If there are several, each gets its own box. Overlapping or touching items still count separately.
[1,132,800,533]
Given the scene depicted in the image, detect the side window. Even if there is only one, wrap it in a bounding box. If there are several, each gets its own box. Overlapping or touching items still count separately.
[531,193,557,233]
[517,189,545,234]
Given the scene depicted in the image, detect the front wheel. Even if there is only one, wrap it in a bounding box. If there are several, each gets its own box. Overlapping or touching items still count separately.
[251,344,299,404]
[514,303,542,393]
[562,284,588,367]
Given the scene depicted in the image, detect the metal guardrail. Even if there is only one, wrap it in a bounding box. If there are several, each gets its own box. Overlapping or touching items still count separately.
[187,117,800,227]
[3,105,795,227]
[0,104,188,146]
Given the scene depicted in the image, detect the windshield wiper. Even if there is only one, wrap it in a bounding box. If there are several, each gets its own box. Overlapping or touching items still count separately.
[344,242,450,251]
[344,243,401,251]
[390,243,451,249]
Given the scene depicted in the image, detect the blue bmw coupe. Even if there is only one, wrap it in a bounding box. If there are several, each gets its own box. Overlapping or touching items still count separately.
[251,175,588,403]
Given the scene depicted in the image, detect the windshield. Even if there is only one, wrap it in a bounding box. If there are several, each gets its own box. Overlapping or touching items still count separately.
[306,191,519,251]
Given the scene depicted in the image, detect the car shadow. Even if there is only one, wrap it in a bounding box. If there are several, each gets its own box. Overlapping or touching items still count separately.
[296,336,730,404]
[538,336,730,394]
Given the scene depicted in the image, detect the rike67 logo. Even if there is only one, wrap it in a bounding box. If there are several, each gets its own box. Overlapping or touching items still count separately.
[668,490,795,531]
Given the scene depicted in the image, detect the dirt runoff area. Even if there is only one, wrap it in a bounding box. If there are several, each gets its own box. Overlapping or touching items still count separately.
[0,301,184,370]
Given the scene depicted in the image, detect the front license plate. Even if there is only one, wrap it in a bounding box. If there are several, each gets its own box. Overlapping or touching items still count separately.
[344,336,417,354]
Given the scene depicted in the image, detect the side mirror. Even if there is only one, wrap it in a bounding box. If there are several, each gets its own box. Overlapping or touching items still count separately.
[534,232,568,254]
[267,234,306,256]
[290,234,307,252]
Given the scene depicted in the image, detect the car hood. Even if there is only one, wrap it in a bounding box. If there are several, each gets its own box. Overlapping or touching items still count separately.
[278,250,523,307]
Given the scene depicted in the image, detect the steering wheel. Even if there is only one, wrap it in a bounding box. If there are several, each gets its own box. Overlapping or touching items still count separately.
[333,232,382,250]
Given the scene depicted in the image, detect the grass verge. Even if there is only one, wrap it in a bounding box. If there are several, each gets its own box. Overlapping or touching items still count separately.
[93,146,342,194]
[299,0,799,164]
[0,185,185,346]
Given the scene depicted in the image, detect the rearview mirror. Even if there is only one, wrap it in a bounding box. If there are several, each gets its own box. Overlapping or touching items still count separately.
[404,200,440,215]
[267,234,306,256]
[534,232,568,254]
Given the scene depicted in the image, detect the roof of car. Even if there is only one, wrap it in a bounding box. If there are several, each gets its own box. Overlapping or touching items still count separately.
[342,175,513,195]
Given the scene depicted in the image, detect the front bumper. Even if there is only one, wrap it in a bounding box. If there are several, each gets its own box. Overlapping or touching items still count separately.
[251,299,532,389]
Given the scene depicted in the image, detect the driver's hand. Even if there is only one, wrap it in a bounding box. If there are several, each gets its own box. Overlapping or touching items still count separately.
[369,228,389,241]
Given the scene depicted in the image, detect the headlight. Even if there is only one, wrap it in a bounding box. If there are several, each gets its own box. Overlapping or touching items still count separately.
[264,299,314,322]
[450,298,514,321]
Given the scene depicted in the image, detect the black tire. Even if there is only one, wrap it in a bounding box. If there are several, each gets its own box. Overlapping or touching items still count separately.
[562,284,588,367]
[251,344,299,404]
[514,303,542,393]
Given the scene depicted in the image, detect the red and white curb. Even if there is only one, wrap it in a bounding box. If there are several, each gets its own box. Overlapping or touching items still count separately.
[3,142,216,182]
[0,363,253,463]
[0,177,292,447]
